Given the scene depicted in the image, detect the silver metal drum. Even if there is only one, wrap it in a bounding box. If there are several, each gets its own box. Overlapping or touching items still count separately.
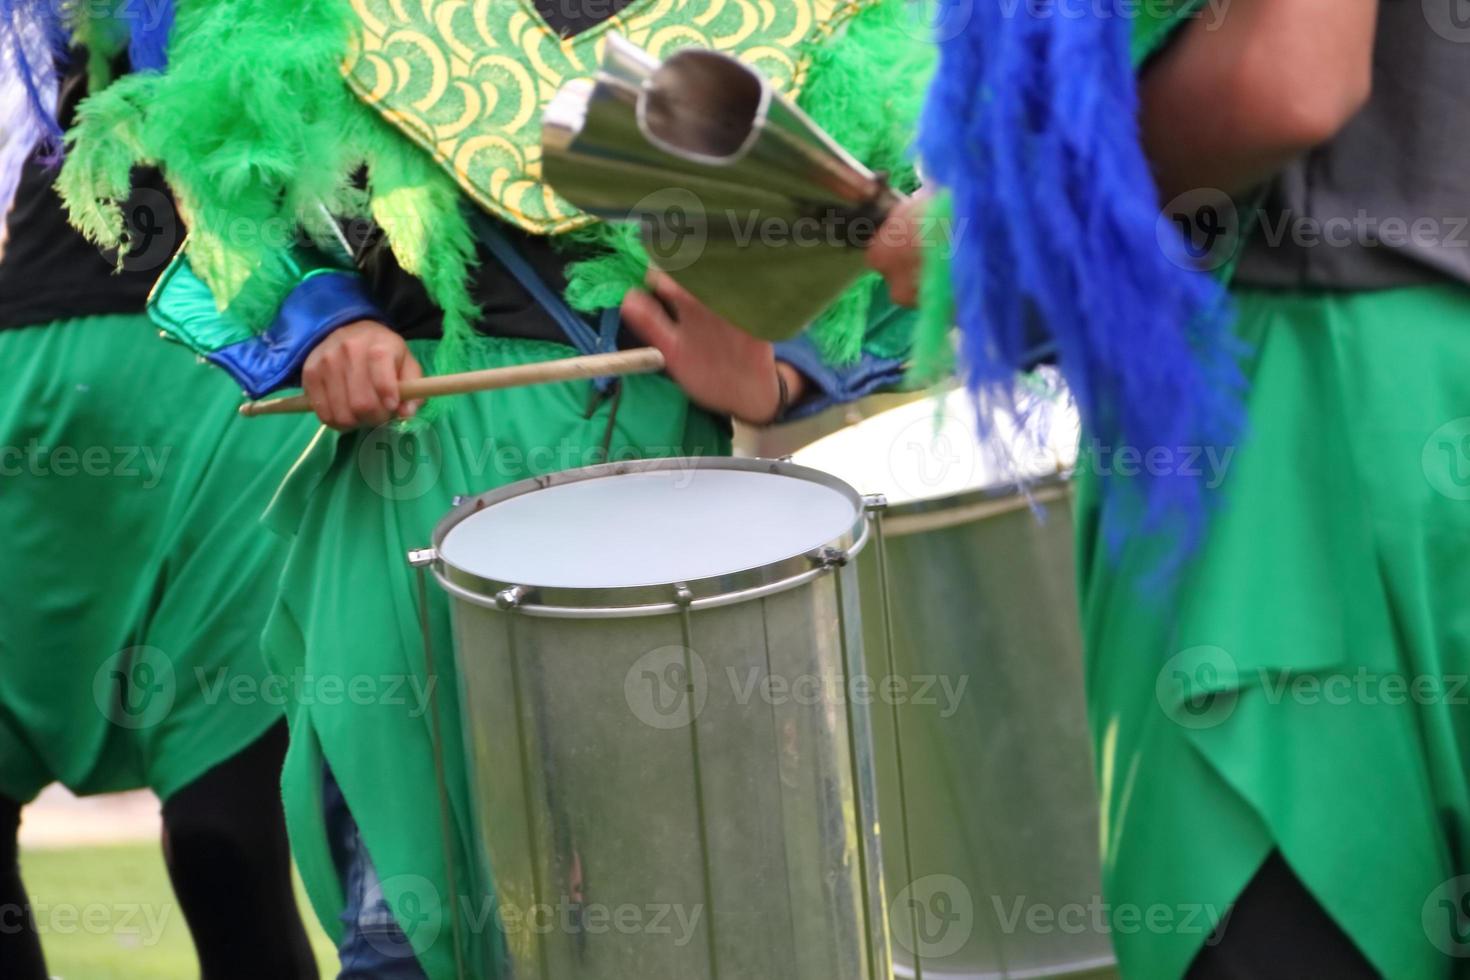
[795,385,1117,979]
[426,457,892,980]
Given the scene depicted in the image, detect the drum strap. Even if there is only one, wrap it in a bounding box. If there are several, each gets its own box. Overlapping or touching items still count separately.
[593,377,624,459]
[469,210,622,395]
[413,564,470,980]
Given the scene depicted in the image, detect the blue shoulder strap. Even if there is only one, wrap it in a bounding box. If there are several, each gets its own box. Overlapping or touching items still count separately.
[469,210,621,392]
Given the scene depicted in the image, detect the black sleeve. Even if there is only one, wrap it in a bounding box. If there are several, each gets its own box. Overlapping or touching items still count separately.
[0,54,182,331]
[353,217,632,349]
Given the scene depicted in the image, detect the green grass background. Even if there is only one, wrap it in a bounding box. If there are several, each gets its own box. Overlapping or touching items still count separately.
[20,844,338,979]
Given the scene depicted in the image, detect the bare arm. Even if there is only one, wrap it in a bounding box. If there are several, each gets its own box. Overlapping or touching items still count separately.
[1140,0,1379,200]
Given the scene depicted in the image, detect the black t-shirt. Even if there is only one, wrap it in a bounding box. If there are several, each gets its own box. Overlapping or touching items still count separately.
[0,60,183,331]
[357,219,633,347]
[533,0,638,37]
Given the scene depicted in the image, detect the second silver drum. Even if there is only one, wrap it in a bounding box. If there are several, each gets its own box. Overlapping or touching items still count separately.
[796,384,1115,980]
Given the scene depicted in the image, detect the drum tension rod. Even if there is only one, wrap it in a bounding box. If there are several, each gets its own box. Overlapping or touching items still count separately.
[496,585,530,610]
[810,495,887,570]
[406,548,438,568]
[814,546,849,568]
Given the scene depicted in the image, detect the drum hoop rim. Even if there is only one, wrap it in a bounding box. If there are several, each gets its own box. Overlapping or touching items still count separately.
[876,472,1073,533]
[432,521,866,618]
[427,455,869,613]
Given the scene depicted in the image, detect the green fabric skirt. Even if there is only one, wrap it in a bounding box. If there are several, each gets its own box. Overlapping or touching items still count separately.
[1076,284,1470,978]
[0,314,315,803]
[261,336,730,980]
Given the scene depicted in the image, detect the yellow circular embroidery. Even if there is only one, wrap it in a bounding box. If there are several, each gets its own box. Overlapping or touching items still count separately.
[343,0,874,235]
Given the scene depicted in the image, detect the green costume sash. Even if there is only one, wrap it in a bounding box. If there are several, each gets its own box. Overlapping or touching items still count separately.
[343,0,879,234]
[1079,284,1470,978]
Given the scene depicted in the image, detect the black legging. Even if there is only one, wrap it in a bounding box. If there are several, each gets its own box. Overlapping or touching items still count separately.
[1188,851,1381,979]
[0,792,45,978]
[2,721,317,980]
[161,720,318,979]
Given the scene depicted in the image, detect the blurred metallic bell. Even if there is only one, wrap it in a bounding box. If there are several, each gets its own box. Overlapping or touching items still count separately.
[543,35,903,342]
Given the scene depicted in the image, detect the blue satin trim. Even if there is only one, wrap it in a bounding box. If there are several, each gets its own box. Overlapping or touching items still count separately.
[207,273,384,399]
[772,335,907,422]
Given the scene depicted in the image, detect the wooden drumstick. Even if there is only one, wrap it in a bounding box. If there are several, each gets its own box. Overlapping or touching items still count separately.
[238,347,667,417]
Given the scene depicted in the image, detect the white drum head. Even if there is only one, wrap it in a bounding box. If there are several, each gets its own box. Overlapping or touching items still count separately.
[440,466,861,589]
[793,379,1079,507]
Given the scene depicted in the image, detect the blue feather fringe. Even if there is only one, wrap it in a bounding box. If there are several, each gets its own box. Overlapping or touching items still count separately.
[919,0,1244,563]
[127,0,173,72]
[1,0,67,214]
[0,0,68,149]
[0,0,172,216]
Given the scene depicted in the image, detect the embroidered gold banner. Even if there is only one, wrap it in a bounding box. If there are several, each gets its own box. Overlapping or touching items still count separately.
[343,0,872,234]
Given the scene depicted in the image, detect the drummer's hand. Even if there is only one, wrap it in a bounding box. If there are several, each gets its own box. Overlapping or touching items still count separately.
[301,320,425,430]
[866,194,930,308]
[621,271,807,426]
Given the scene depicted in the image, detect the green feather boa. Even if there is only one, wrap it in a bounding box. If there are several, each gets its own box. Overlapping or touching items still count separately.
[908,191,957,386]
[59,0,480,376]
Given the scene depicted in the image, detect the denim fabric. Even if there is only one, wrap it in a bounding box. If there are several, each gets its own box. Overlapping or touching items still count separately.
[323,767,430,980]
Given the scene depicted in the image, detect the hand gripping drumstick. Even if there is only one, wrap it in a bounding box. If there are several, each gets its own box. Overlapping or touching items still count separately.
[237,347,667,417]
